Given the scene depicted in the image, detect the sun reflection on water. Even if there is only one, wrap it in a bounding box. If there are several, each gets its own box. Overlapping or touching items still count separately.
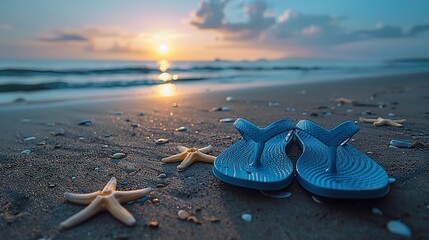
[157,59,179,82]
[157,83,176,97]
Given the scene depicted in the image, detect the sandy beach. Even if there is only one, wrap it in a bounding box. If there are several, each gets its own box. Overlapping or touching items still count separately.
[1,72,428,240]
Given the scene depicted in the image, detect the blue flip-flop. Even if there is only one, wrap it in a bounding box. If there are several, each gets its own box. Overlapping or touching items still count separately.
[295,120,390,199]
[213,118,295,191]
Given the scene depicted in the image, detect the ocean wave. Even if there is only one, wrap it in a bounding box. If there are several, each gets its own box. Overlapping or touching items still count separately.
[0,65,322,77]
[0,77,209,92]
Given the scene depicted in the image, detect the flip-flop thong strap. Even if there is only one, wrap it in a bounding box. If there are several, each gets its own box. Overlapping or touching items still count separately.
[296,120,359,147]
[234,118,295,143]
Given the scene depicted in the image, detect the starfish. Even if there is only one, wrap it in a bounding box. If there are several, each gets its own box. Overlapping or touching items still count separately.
[161,145,216,171]
[59,177,151,230]
[359,117,406,127]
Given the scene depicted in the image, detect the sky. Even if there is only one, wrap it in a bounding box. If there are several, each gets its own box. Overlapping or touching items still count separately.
[0,0,428,61]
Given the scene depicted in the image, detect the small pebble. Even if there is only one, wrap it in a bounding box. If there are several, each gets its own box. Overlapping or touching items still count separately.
[21,149,31,155]
[225,96,235,102]
[139,112,145,116]
[46,122,55,127]
[371,207,383,216]
[78,137,84,140]
[111,153,126,159]
[71,176,77,180]
[210,106,231,112]
[20,119,31,123]
[78,119,93,126]
[155,138,169,144]
[157,173,167,178]
[388,113,396,117]
[131,123,140,128]
[241,213,252,222]
[48,183,56,188]
[102,145,108,148]
[323,111,332,116]
[175,127,188,132]
[285,107,296,112]
[37,141,46,145]
[104,133,110,138]
[346,109,353,113]
[310,112,318,117]
[147,221,159,228]
[172,102,178,107]
[178,210,190,220]
[209,217,221,223]
[219,118,235,123]
[389,140,413,148]
[387,220,412,238]
[268,102,280,107]
[156,183,168,188]
[54,143,62,149]
[259,190,292,199]
[24,137,36,141]
[389,177,396,183]
[151,198,160,203]
[53,129,65,136]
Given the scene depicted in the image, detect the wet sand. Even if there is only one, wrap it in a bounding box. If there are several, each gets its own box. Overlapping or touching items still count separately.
[1,72,428,240]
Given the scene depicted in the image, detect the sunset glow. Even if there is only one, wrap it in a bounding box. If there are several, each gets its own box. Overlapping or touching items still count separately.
[157,83,176,97]
[158,44,169,54]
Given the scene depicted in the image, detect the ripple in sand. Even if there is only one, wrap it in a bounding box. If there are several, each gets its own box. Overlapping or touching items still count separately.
[387,220,412,238]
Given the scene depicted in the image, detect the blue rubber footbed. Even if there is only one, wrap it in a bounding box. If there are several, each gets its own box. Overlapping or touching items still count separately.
[213,130,294,191]
[295,121,390,199]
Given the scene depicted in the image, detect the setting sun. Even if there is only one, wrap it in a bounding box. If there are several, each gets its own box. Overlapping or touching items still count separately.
[158,44,169,54]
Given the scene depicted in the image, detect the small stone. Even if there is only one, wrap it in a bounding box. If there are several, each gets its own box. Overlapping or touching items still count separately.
[225,96,235,102]
[209,217,221,223]
[24,137,36,141]
[219,118,235,123]
[268,102,280,107]
[20,119,31,123]
[187,216,202,225]
[310,112,318,117]
[210,106,231,112]
[54,143,62,149]
[102,145,108,148]
[151,198,160,203]
[285,107,296,112]
[53,129,65,136]
[37,141,46,145]
[155,138,169,144]
[390,140,413,148]
[78,119,93,126]
[346,109,353,113]
[389,178,396,183]
[147,221,159,228]
[172,102,178,107]
[71,176,77,180]
[131,123,140,128]
[175,127,188,132]
[388,113,395,117]
[21,149,31,155]
[323,111,333,116]
[157,173,167,178]
[178,210,190,220]
[111,153,126,159]
[387,220,412,238]
[371,207,383,216]
[78,137,84,140]
[139,112,145,116]
[46,122,55,127]
[241,213,252,222]
[48,183,56,188]
[156,183,168,188]
[104,133,111,138]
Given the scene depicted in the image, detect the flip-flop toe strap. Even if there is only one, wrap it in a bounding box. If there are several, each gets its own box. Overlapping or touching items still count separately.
[296,120,359,173]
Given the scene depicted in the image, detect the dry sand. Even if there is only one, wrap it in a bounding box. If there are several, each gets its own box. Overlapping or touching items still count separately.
[0,72,428,240]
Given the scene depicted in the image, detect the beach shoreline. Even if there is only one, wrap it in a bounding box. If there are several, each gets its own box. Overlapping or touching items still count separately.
[1,71,428,239]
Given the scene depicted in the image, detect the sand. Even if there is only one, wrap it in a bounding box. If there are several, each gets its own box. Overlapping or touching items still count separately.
[0,72,428,240]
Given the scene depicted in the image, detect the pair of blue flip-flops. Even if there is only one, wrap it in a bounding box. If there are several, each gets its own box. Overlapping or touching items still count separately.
[213,118,390,199]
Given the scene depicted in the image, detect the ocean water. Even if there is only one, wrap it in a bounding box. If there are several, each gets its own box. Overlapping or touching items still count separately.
[0,58,428,104]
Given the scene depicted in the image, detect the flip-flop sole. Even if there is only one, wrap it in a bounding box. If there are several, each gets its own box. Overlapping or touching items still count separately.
[295,131,390,199]
[213,132,294,191]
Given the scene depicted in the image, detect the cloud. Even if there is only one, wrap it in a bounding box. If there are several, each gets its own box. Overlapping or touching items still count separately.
[40,32,88,42]
[190,2,429,47]
[190,0,276,40]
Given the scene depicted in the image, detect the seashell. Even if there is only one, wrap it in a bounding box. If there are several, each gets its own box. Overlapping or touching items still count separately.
[268,102,280,107]
[111,153,126,159]
[147,221,159,228]
[157,173,167,178]
[78,119,93,126]
[259,190,292,199]
[389,140,413,148]
[187,216,202,225]
[371,207,383,216]
[219,118,235,123]
[24,136,36,141]
[387,220,412,238]
[21,149,31,155]
[178,210,190,220]
[312,195,324,204]
[225,96,235,102]
[241,213,252,222]
[155,138,169,144]
[151,198,160,203]
[175,127,188,132]
[389,177,396,183]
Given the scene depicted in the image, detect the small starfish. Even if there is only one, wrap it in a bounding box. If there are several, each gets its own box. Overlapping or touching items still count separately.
[359,117,406,127]
[161,145,216,171]
[59,177,151,230]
